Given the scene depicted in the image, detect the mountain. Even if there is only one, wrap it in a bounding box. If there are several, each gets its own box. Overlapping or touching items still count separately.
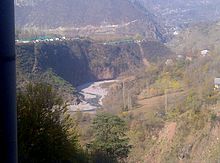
[15,0,166,41]
[167,21,220,55]
[16,39,172,87]
[16,0,150,27]
[134,0,220,29]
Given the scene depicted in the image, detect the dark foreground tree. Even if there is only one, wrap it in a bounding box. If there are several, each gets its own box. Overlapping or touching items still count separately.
[89,113,132,163]
[17,83,87,163]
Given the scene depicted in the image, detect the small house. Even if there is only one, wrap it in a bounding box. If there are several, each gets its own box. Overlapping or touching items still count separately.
[214,78,220,90]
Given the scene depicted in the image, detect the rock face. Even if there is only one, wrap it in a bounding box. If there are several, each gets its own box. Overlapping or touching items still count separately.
[16,39,172,86]
[15,0,166,41]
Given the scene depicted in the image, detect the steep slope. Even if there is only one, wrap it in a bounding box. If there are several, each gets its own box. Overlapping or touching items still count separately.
[167,21,220,55]
[15,0,166,41]
[16,39,172,87]
[134,0,220,29]
[101,49,220,162]
[16,0,147,27]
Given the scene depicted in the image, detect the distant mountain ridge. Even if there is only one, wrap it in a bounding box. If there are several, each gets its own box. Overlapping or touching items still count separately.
[135,0,220,28]
[15,0,166,41]
[15,0,153,27]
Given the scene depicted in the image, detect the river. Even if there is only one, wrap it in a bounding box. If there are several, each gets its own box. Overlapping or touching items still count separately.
[69,80,118,113]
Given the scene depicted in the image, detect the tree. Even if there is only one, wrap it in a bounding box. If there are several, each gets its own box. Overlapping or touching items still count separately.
[17,83,86,163]
[89,113,132,162]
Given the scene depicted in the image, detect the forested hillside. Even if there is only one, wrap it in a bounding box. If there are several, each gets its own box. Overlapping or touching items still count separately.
[80,49,220,162]
[16,39,172,87]
[168,21,220,54]
[14,1,220,162]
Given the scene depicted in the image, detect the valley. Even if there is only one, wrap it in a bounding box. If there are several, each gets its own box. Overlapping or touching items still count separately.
[15,0,220,162]
[16,33,220,162]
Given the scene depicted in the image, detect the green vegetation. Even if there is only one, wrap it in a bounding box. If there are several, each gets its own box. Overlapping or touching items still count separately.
[17,83,133,163]
[88,113,131,163]
[99,51,220,162]
[40,68,76,94]
[17,83,87,162]
[168,21,220,54]
[16,39,171,88]
[16,35,220,162]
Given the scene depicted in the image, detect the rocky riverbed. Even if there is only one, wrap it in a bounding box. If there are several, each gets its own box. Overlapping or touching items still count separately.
[69,80,118,113]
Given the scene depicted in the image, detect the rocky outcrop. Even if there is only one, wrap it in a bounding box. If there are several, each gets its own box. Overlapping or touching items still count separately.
[16,39,172,86]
